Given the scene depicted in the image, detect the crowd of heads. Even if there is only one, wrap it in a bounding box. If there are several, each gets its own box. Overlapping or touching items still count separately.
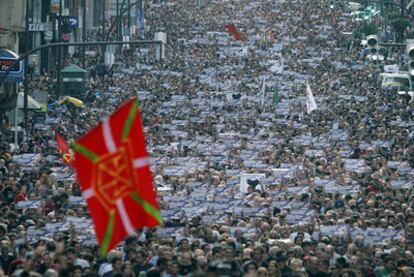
[1,0,414,276]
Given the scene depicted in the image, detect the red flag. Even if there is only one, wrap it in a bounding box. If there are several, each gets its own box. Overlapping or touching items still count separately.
[55,131,74,166]
[55,131,69,152]
[72,97,162,256]
[225,24,243,41]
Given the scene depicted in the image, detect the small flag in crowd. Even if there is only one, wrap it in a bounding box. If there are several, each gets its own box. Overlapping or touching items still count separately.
[306,81,317,114]
[273,80,280,105]
[72,97,163,256]
[55,131,74,166]
[224,24,243,41]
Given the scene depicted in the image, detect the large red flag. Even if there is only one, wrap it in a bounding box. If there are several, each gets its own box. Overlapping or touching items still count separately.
[72,97,162,256]
[225,24,243,41]
[55,131,74,166]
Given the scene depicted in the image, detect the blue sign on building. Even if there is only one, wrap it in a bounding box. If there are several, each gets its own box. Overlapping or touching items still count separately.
[0,49,24,83]
[62,16,79,29]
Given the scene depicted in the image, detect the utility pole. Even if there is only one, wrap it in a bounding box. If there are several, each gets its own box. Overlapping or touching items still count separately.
[23,0,30,130]
[128,0,131,31]
[102,0,105,63]
[117,0,120,53]
[138,0,143,38]
[117,0,120,35]
[82,0,86,68]
[57,0,63,98]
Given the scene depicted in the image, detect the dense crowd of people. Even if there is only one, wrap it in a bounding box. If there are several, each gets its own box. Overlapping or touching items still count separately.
[1,0,414,276]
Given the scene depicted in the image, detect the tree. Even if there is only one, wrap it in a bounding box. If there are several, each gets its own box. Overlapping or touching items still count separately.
[390,17,409,42]
[362,23,378,36]
[354,23,378,39]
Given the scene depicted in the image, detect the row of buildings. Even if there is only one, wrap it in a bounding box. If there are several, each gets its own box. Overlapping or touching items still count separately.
[0,0,149,103]
[0,0,146,72]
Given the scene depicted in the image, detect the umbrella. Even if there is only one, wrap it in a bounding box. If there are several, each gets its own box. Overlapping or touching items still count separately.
[59,96,84,108]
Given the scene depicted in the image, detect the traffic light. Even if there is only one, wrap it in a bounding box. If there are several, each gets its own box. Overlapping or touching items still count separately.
[406,39,414,59]
[408,60,414,76]
[406,40,414,75]
[378,46,387,56]
[61,18,70,34]
[366,35,378,54]
[398,91,414,104]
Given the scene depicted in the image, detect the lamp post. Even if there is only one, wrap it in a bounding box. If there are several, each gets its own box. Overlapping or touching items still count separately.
[116,0,120,53]
[56,0,62,98]
[23,0,30,130]
[82,0,86,68]
[102,0,105,63]
[127,0,131,31]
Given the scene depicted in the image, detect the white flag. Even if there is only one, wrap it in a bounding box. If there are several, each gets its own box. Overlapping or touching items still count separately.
[306,81,317,114]
[260,76,266,107]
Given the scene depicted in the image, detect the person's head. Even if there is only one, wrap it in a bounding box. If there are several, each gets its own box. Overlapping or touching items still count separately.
[125,248,136,262]
[196,256,207,269]
[168,260,180,275]
[0,245,9,257]
[305,256,319,273]
[46,240,56,252]
[44,269,58,277]
[267,260,280,275]
[244,261,257,274]
[146,269,161,277]
[294,236,303,246]
[121,261,133,276]
[290,258,303,272]
[156,257,168,271]
[125,236,137,248]
[72,265,83,277]
[179,252,193,266]
[136,250,147,266]
[253,245,265,260]
[275,251,288,266]
[212,246,222,260]
[323,245,334,259]
[18,244,28,257]
[318,259,329,273]
[383,256,394,271]
[257,266,267,277]
[111,257,122,272]
[65,247,77,264]
[335,257,349,270]
[42,252,53,266]
[179,238,190,251]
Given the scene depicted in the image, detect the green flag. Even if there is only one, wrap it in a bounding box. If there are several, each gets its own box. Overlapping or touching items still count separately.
[273,80,280,105]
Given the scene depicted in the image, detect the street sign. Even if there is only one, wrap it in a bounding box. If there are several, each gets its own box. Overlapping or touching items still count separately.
[0,59,20,72]
[29,22,52,32]
[44,31,53,41]
[0,49,25,83]
[44,22,53,31]
[29,23,45,31]
[51,0,60,13]
[61,16,79,29]
[63,33,71,42]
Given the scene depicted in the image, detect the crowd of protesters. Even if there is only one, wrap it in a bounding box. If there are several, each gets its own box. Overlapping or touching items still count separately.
[1,0,414,276]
